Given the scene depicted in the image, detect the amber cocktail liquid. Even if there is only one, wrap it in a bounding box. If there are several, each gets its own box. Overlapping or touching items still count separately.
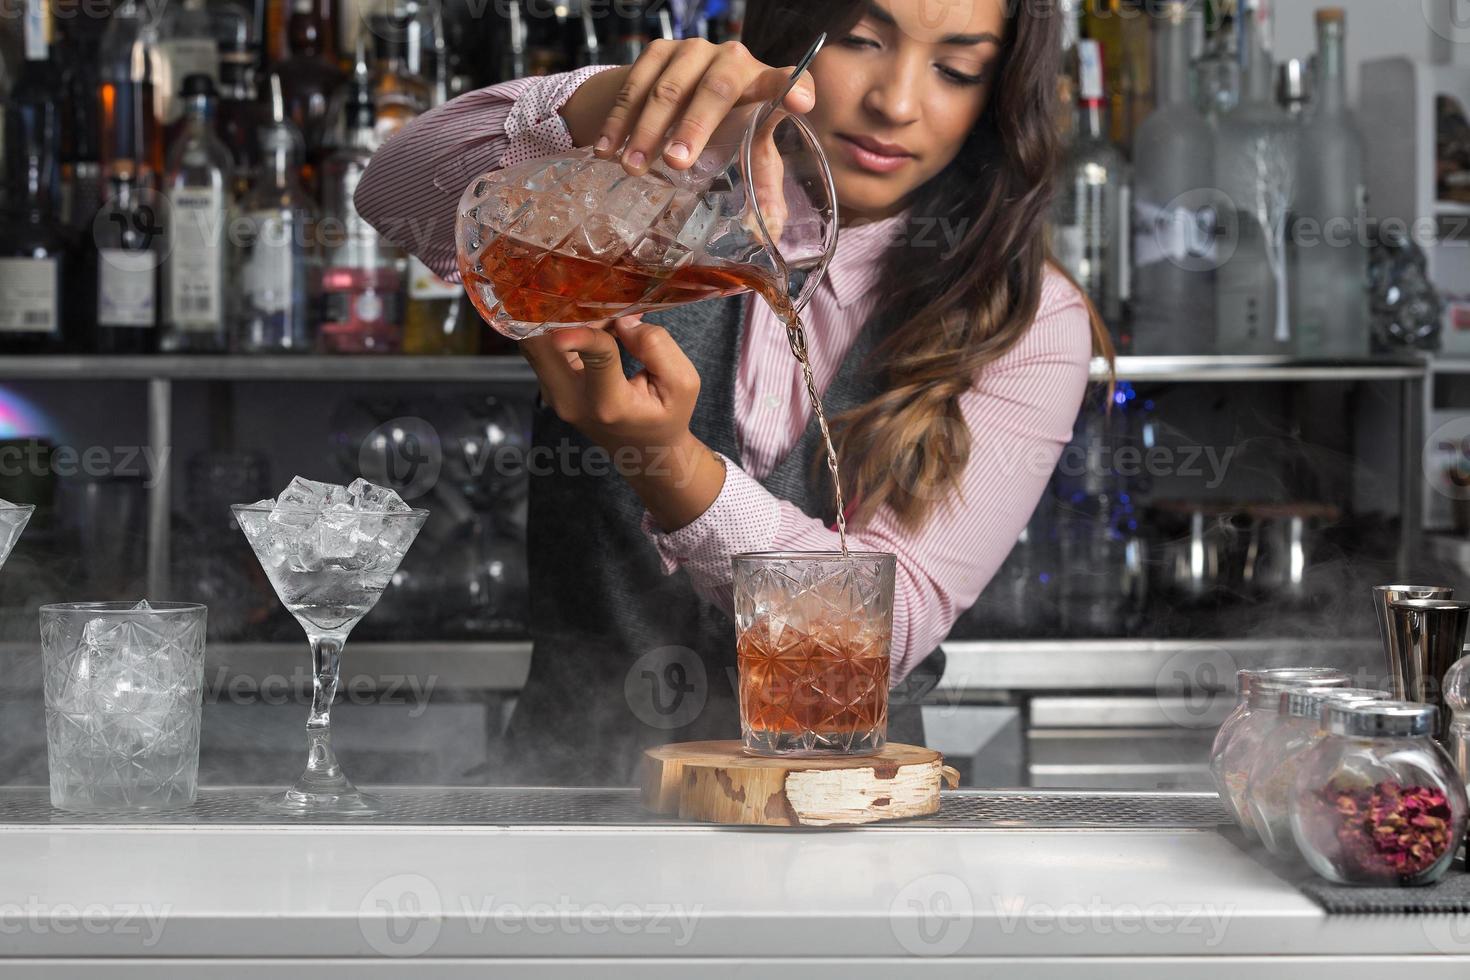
[733,553,896,756]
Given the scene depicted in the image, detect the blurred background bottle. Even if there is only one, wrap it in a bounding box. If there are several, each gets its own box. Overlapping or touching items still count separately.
[1292,7,1370,358]
[1214,0,1296,354]
[0,0,75,354]
[277,0,344,196]
[235,75,319,352]
[87,165,161,354]
[1055,39,1130,345]
[1131,0,1214,355]
[162,74,235,353]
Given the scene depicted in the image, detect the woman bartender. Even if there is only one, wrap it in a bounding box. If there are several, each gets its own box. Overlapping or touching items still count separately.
[357,0,1106,784]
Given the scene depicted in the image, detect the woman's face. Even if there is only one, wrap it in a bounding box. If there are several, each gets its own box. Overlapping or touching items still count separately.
[804,0,1006,223]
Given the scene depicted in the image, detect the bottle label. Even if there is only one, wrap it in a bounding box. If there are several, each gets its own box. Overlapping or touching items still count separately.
[0,258,59,334]
[1078,39,1105,102]
[156,39,220,124]
[99,249,158,327]
[243,214,296,315]
[24,0,46,60]
[409,256,460,300]
[168,186,226,330]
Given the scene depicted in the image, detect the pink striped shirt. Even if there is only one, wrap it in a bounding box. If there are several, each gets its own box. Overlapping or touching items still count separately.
[356,67,1094,683]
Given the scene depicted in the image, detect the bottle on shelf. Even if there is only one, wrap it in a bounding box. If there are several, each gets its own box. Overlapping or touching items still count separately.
[1054,39,1130,344]
[235,74,320,353]
[1214,0,1297,354]
[574,1,604,67]
[99,0,165,187]
[55,7,105,231]
[319,50,404,354]
[1082,0,1150,149]
[1292,8,1369,358]
[497,0,530,82]
[215,22,265,199]
[1056,0,1082,143]
[368,13,431,143]
[276,0,345,197]
[1194,0,1240,121]
[162,74,235,353]
[0,0,76,354]
[87,165,162,354]
[155,0,221,139]
[1131,0,1215,355]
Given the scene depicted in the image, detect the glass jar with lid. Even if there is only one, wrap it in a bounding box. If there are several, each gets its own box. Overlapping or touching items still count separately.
[1211,667,1351,834]
[1290,701,1468,886]
[1245,686,1390,858]
[1211,667,1346,834]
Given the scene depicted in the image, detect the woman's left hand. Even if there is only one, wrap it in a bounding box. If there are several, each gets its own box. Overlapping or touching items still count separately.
[520,315,699,456]
[520,316,728,531]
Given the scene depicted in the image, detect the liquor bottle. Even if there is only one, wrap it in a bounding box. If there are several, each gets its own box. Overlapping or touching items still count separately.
[1131,0,1215,355]
[318,53,404,354]
[1292,8,1369,357]
[235,75,320,353]
[1056,0,1082,142]
[1194,0,1240,121]
[276,0,344,197]
[1214,0,1297,354]
[215,24,264,199]
[1082,0,1149,148]
[611,2,648,67]
[1054,39,1129,339]
[526,0,570,76]
[162,74,235,353]
[99,0,165,186]
[0,0,76,354]
[87,167,162,353]
[369,14,431,142]
[575,1,603,67]
[55,7,105,230]
[155,0,221,133]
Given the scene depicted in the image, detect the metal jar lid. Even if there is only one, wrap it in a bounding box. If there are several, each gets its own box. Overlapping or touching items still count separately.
[1237,666,1349,698]
[1324,700,1438,738]
[1282,686,1390,718]
[1248,671,1351,708]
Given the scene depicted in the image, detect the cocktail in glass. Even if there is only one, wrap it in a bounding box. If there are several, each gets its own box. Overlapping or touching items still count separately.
[733,552,896,757]
[233,480,427,815]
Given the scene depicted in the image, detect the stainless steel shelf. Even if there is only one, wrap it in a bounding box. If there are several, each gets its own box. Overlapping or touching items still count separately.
[939,638,1383,693]
[0,354,1426,383]
[1097,354,1427,382]
[0,355,539,382]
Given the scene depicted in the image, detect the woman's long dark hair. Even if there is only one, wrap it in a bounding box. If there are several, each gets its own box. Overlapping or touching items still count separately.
[744,0,1113,527]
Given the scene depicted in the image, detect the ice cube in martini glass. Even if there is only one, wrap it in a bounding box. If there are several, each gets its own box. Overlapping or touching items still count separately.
[233,477,428,816]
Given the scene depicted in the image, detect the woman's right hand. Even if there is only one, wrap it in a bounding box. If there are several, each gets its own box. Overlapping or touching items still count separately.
[561,39,816,177]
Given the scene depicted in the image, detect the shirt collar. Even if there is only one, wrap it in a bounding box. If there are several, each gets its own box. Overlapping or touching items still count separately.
[820,208,911,311]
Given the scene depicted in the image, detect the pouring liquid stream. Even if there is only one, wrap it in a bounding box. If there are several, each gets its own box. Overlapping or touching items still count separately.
[461,245,852,558]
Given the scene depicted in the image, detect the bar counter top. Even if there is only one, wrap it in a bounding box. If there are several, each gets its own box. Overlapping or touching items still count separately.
[1,788,1467,977]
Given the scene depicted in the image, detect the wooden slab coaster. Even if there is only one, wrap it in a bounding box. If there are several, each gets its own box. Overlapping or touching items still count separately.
[641,740,961,827]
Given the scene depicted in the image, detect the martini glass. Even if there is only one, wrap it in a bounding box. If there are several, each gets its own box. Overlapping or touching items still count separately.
[0,503,34,568]
[232,502,428,816]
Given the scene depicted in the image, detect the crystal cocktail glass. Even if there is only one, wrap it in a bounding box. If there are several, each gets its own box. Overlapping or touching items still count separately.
[734,552,896,757]
[232,503,428,815]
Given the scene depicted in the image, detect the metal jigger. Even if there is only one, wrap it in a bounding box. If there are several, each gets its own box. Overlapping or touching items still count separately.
[1373,584,1454,697]
[1387,598,1470,743]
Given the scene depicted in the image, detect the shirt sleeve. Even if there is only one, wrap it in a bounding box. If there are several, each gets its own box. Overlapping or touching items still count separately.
[643,274,1095,683]
[354,64,620,281]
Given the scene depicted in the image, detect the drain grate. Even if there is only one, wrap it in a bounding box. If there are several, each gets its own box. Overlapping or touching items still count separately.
[0,787,1228,830]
